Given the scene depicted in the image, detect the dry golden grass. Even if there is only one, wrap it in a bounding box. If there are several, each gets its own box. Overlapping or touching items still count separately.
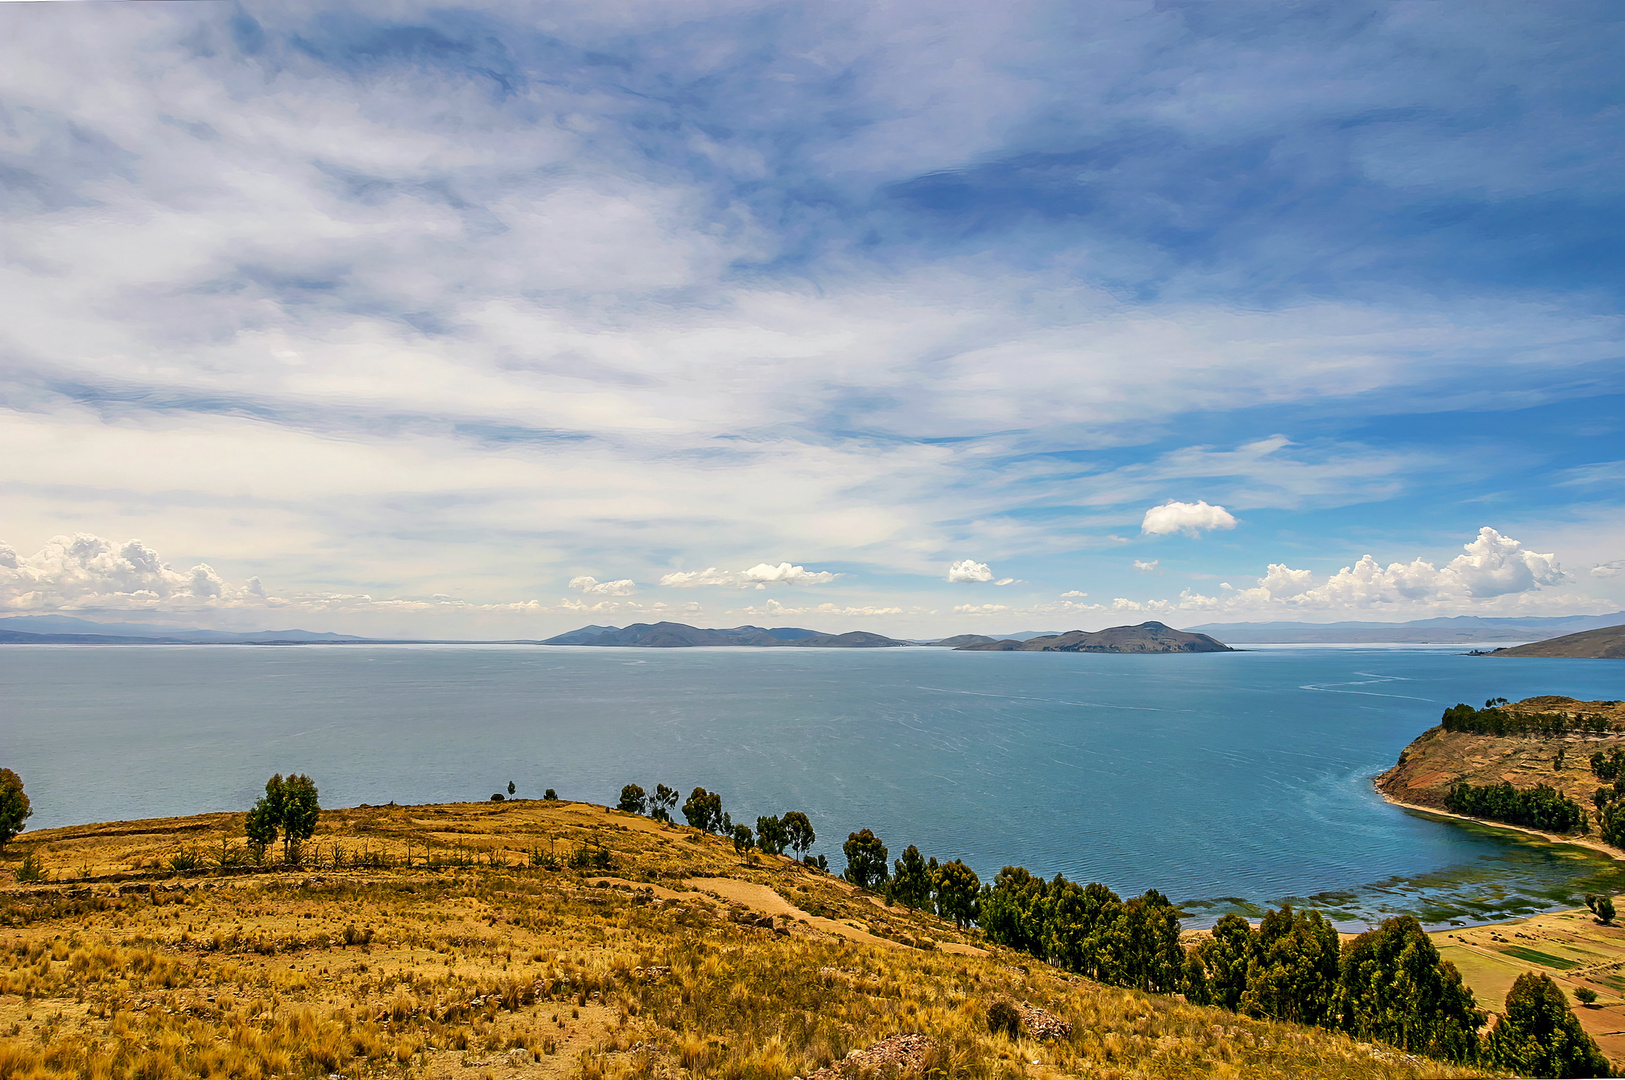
[0,799,1491,1080]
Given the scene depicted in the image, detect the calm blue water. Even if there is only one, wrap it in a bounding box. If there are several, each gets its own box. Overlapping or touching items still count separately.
[4,643,1625,928]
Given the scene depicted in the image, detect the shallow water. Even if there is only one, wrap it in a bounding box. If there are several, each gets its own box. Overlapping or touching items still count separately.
[3,643,1623,928]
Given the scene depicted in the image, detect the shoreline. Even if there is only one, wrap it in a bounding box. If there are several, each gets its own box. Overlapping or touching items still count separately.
[1375,781,1625,865]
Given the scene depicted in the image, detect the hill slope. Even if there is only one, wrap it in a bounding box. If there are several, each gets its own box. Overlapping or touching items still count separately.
[0,801,1480,1080]
[1486,624,1625,659]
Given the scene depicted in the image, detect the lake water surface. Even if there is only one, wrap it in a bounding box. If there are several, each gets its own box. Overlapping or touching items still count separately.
[4,643,1624,928]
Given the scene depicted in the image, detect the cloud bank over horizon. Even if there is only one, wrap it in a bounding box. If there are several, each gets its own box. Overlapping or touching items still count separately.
[1,2,1622,636]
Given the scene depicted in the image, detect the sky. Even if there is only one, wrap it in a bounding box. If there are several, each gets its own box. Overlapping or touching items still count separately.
[1,0,1623,639]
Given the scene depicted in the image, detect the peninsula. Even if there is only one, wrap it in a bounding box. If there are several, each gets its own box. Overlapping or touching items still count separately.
[1377,696,1625,820]
[1480,623,1625,659]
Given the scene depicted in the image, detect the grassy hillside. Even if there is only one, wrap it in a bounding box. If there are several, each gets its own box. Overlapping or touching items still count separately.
[0,799,1486,1080]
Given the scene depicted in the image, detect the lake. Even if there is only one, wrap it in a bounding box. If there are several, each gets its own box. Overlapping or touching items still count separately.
[3,643,1624,928]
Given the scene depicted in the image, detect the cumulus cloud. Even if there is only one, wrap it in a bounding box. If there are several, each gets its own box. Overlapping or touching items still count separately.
[953,603,1009,614]
[0,534,243,611]
[1059,590,1088,598]
[1141,501,1238,536]
[1594,560,1625,579]
[1133,559,1159,572]
[659,562,838,589]
[1257,563,1314,598]
[947,559,995,583]
[569,575,637,596]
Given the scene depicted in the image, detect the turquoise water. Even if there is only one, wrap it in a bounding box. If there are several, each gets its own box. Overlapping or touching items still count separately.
[3,643,1624,928]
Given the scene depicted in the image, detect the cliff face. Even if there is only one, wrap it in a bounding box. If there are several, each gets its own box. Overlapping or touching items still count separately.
[1376,697,1625,810]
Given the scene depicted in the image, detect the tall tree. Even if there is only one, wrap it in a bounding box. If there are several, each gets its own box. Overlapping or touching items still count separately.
[1120,889,1183,993]
[683,787,723,833]
[0,768,32,854]
[981,866,1050,956]
[755,815,788,856]
[651,784,678,822]
[1195,914,1258,1012]
[842,828,888,889]
[1483,971,1610,1078]
[1336,915,1482,1064]
[618,784,647,814]
[1240,905,1341,1027]
[279,774,320,863]
[731,823,755,857]
[933,859,981,929]
[781,811,815,857]
[891,845,932,909]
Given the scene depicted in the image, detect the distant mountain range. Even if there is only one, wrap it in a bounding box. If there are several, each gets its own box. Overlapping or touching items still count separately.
[0,615,369,645]
[952,622,1231,653]
[1482,623,1625,659]
[1180,612,1625,644]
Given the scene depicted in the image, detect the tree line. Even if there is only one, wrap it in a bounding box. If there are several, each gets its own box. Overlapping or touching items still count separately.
[617,783,825,869]
[1441,699,1614,737]
[833,821,1609,1075]
[1443,779,1589,834]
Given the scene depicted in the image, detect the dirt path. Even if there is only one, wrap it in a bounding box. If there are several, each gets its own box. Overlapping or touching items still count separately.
[683,877,989,956]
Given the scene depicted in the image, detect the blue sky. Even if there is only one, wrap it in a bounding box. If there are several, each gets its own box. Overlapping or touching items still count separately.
[0,0,1622,636]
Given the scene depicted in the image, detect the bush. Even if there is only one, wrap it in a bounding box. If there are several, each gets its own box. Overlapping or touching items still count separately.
[1575,986,1598,1005]
[544,789,558,801]
[987,1001,1019,1038]
[14,849,44,883]
[491,793,505,801]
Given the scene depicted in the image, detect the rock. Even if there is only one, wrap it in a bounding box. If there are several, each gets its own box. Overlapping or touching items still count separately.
[793,1034,936,1080]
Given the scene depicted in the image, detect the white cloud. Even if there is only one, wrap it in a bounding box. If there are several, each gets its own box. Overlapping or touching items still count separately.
[947,559,995,583]
[994,577,1016,586]
[1446,527,1564,598]
[659,562,838,588]
[953,603,1010,614]
[1257,563,1315,598]
[1142,501,1238,536]
[0,533,242,612]
[1594,561,1625,579]
[741,562,839,585]
[735,598,905,618]
[1133,559,1159,572]
[569,575,637,596]
[1059,590,1088,598]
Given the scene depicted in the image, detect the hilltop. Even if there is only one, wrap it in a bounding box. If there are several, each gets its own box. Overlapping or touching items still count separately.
[1483,624,1625,659]
[1376,696,1625,815]
[0,800,1485,1080]
[954,622,1232,653]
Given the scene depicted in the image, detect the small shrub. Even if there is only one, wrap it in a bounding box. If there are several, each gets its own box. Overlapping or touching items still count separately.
[987,1000,1020,1038]
[169,849,202,872]
[14,850,44,883]
[491,793,505,802]
[544,789,558,801]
